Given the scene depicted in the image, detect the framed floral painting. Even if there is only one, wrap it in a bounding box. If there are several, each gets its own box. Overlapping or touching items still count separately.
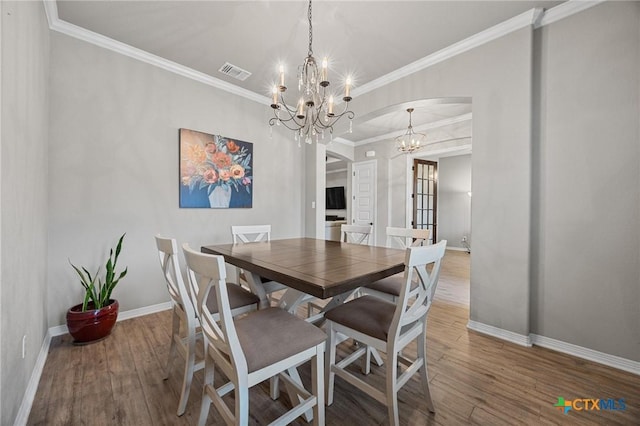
[179,128,253,208]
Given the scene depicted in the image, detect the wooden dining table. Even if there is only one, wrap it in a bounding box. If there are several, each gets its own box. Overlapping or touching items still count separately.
[201,237,406,314]
[202,237,406,420]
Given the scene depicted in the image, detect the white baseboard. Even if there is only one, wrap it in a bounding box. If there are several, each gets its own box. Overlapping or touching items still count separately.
[14,329,53,426]
[530,334,640,376]
[466,320,640,376]
[14,301,172,425]
[49,301,172,336]
[467,320,533,347]
[446,246,470,252]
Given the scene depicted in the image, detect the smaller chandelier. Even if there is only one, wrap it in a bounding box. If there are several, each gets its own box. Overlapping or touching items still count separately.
[269,0,354,145]
[395,108,425,153]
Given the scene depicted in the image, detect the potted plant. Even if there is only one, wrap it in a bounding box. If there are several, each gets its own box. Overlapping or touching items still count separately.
[66,233,128,344]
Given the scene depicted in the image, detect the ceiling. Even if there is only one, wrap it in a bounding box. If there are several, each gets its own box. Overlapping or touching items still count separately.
[55,1,563,150]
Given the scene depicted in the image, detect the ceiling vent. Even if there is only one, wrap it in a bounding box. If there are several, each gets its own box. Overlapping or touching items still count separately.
[218,62,251,81]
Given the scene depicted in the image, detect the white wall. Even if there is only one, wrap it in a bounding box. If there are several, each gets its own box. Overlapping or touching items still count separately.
[47,33,304,326]
[531,2,639,361]
[437,155,472,249]
[0,1,49,423]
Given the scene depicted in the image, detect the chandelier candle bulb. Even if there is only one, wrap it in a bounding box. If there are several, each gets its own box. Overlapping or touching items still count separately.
[279,65,285,90]
[320,57,329,86]
[344,77,352,101]
[267,0,354,143]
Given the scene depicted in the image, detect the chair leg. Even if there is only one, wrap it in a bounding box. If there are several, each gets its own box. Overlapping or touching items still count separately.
[177,324,197,416]
[325,323,337,406]
[270,376,280,400]
[235,381,250,425]
[362,346,372,375]
[386,351,400,426]
[197,359,215,426]
[165,308,180,380]
[417,330,435,413]
[312,345,325,426]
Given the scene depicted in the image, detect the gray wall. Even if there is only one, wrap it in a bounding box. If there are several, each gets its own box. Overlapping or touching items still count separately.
[0,1,50,423]
[352,2,639,362]
[531,2,639,360]
[438,155,472,249]
[47,33,304,326]
[352,26,534,336]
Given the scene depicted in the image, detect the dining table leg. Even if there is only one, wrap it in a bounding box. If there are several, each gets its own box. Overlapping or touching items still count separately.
[243,270,270,309]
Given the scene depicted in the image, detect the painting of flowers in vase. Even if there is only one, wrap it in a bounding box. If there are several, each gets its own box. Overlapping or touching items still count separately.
[179,128,253,208]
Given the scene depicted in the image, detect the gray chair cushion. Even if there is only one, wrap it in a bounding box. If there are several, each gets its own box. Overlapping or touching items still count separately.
[324,295,396,341]
[235,307,327,373]
[206,283,260,314]
[365,273,417,297]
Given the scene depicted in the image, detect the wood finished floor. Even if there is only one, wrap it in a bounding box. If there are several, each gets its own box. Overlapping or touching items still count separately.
[28,251,639,425]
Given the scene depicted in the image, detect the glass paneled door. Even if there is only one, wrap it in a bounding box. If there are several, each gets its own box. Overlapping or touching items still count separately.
[412,159,437,245]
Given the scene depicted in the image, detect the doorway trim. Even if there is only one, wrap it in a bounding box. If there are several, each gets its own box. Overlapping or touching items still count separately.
[351,160,377,244]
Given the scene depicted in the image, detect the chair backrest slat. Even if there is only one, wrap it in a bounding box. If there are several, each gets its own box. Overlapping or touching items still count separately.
[340,224,373,245]
[155,235,195,320]
[385,227,430,249]
[231,225,271,243]
[182,244,248,377]
[390,240,447,334]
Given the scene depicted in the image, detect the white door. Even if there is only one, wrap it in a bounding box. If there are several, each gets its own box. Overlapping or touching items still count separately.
[351,160,377,243]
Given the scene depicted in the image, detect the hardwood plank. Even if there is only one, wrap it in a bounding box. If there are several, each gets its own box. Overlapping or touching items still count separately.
[28,251,640,425]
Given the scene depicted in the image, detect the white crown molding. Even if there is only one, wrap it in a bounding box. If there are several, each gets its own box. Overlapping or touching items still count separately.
[43,2,269,105]
[535,0,606,29]
[530,334,640,376]
[467,320,533,347]
[43,1,603,107]
[353,8,544,98]
[328,137,354,147]
[353,112,472,147]
[326,168,348,175]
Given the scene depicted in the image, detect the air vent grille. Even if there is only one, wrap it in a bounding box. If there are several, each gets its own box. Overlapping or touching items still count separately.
[218,62,251,81]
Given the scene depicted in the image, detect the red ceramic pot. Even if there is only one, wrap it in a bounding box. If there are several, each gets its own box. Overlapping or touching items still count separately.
[66,299,119,344]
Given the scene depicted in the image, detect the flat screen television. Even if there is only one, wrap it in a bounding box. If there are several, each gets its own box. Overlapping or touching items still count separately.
[326,186,346,210]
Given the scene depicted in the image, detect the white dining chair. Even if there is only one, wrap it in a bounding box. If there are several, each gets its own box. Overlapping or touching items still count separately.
[306,224,373,318]
[155,235,259,416]
[361,227,431,302]
[231,224,287,305]
[340,224,373,245]
[181,244,326,426]
[325,240,447,426]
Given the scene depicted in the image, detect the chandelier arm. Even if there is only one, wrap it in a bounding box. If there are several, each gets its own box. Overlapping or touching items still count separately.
[271,114,308,133]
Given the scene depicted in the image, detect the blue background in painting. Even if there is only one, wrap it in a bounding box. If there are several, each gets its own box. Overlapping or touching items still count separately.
[179,185,252,208]
[179,185,210,208]
[229,187,252,208]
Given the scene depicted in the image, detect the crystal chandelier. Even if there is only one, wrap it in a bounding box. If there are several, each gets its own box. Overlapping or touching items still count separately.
[395,108,425,153]
[269,0,354,145]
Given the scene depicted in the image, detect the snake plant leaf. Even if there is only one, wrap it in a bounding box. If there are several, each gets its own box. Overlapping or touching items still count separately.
[69,234,127,312]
